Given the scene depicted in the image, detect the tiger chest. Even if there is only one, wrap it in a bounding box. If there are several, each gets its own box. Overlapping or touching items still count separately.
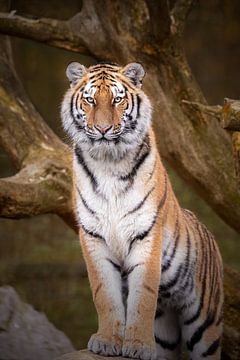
[76,185,156,261]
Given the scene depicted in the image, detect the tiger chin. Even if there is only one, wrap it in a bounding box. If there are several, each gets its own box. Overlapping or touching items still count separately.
[61,61,223,360]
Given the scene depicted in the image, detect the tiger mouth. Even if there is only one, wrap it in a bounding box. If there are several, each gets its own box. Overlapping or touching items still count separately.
[85,126,122,141]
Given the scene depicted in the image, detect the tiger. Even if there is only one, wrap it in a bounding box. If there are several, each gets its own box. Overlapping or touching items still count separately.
[61,61,223,360]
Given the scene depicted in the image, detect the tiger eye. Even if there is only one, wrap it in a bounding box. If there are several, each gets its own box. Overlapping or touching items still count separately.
[114,96,122,103]
[86,97,94,104]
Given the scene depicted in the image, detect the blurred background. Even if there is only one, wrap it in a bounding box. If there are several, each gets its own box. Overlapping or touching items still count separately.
[0,0,239,350]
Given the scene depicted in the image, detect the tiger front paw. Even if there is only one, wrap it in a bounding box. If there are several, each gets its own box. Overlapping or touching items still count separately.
[88,332,123,356]
[122,339,157,360]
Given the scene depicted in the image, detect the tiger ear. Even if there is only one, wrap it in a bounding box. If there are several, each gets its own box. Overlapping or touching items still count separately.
[66,62,87,87]
[122,62,145,88]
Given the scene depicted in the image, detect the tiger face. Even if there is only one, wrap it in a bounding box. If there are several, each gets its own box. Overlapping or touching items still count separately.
[61,62,152,160]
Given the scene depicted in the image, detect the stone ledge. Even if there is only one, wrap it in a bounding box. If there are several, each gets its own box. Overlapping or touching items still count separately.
[55,349,129,360]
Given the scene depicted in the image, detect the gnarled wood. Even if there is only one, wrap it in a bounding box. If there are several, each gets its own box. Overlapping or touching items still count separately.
[0,1,239,356]
[0,12,90,54]
[182,98,240,131]
[182,99,240,183]
[0,0,239,232]
[0,35,75,230]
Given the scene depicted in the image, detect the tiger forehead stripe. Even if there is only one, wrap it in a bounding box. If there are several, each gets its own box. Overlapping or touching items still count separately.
[89,64,120,72]
[88,72,118,82]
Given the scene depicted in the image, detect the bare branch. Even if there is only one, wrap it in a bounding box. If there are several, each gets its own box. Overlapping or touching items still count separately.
[182,98,240,131]
[0,161,68,217]
[182,99,240,184]
[0,12,91,54]
[182,100,222,121]
[0,159,76,230]
[0,36,77,231]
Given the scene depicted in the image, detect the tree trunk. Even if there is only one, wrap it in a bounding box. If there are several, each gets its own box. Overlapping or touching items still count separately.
[0,0,239,232]
[0,1,239,358]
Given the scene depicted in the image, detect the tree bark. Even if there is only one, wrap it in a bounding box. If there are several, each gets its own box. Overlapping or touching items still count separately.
[0,1,239,356]
[0,0,239,233]
[183,99,240,183]
[0,34,76,230]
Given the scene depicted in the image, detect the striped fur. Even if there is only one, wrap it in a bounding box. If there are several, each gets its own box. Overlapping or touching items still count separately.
[61,62,223,360]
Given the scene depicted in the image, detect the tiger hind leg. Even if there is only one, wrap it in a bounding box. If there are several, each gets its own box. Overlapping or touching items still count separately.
[181,304,223,359]
[154,307,182,360]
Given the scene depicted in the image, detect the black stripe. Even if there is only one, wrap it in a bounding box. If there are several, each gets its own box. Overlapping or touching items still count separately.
[81,223,105,242]
[160,264,183,293]
[186,312,215,352]
[120,136,150,182]
[121,263,144,278]
[177,239,194,296]
[90,72,117,82]
[77,187,97,216]
[128,222,154,252]
[179,264,194,294]
[155,308,163,318]
[178,226,191,286]
[136,95,142,118]
[75,146,98,190]
[128,174,168,253]
[155,333,181,350]
[90,64,119,71]
[125,93,134,120]
[70,92,84,131]
[75,92,80,114]
[160,292,171,298]
[184,224,208,325]
[108,259,121,272]
[124,186,154,217]
[202,337,221,357]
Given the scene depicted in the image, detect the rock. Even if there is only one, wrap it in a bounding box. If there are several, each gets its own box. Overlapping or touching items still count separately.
[55,349,128,360]
[0,286,74,360]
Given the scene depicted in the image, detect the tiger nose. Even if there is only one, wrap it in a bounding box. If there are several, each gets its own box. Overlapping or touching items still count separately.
[95,125,112,134]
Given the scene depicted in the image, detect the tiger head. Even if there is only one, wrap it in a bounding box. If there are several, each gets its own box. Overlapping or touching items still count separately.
[61,62,152,160]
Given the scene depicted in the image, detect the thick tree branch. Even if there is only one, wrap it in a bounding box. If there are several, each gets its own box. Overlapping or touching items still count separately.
[0,161,71,218]
[0,157,77,230]
[182,99,240,183]
[182,98,240,131]
[0,159,77,231]
[182,100,222,121]
[0,12,91,54]
[0,35,76,230]
[0,1,239,234]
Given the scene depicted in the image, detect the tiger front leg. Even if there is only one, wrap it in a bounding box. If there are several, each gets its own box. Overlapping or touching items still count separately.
[122,231,162,360]
[80,230,125,356]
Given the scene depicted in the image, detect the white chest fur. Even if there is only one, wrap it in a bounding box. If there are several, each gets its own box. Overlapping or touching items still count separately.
[74,151,156,262]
